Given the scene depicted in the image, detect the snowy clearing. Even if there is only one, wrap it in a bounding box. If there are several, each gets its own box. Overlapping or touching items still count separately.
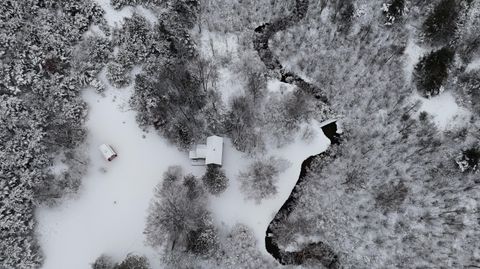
[415,91,471,130]
[36,75,330,268]
[267,79,297,94]
[93,0,158,27]
[466,58,480,73]
[209,120,330,254]
[198,30,239,59]
[403,39,426,82]
[216,67,245,105]
[36,83,203,268]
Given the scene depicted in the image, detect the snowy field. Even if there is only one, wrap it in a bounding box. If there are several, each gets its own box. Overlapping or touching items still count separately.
[210,120,330,254]
[36,82,204,269]
[35,76,330,268]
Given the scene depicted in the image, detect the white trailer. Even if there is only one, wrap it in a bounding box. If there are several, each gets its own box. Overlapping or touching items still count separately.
[99,144,118,161]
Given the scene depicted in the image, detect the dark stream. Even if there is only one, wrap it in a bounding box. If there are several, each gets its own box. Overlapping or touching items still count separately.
[252,0,341,267]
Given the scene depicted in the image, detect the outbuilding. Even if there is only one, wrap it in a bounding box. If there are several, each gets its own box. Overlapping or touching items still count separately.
[99,144,118,161]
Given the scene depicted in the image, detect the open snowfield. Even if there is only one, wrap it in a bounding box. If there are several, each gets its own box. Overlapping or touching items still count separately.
[35,74,330,268]
[210,121,330,254]
[36,82,204,269]
[415,91,471,130]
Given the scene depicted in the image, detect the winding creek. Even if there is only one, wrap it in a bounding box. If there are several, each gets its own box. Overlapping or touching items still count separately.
[253,0,341,267]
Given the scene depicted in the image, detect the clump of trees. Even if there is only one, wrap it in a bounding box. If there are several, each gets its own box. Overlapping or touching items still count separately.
[456,146,480,172]
[145,167,218,265]
[332,0,355,33]
[0,0,106,267]
[201,164,229,195]
[219,224,276,268]
[422,0,460,45]
[92,254,150,269]
[382,0,406,25]
[414,47,455,97]
[239,157,289,202]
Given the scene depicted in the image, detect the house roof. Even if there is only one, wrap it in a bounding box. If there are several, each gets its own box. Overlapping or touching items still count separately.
[205,135,223,165]
[189,144,207,159]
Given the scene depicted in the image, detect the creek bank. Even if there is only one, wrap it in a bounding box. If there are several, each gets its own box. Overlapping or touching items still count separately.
[253,0,329,103]
[265,121,340,268]
[252,0,341,266]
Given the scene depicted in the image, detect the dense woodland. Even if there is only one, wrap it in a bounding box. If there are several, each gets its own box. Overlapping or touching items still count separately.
[1,0,479,268]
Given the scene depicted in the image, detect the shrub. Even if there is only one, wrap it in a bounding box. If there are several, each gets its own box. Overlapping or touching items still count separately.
[414,47,455,97]
[239,157,289,203]
[116,254,150,269]
[382,0,406,25]
[106,61,131,88]
[92,255,115,269]
[201,164,229,195]
[456,146,480,172]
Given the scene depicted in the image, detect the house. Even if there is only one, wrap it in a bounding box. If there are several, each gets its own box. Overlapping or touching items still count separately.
[99,144,118,161]
[189,135,224,166]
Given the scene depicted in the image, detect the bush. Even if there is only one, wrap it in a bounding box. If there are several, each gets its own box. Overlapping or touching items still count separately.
[414,47,455,97]
[382,0,406,25]
[106,61,131,88]
[186,226,218,258]
[239,157,289,203]
[423,0,459,45]
[92,255,115,269]
[456,146,480,172]
[92,254,150,269]
[116,254,150,269]
[201,164,229,195]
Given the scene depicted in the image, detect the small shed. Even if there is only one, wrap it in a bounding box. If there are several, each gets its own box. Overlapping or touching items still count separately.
[99,144,118,161]
[189,136,224,166]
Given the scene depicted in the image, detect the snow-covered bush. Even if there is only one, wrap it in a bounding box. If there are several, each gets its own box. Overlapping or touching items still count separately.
[382,0,406,25]
[116,254,150,269]
[92,255,115,269]
[91,254,150,269]
[456,146,480,172]
[239,157,290,203]
[106,62,131,88]
[219,224,275,269]
[201,164,229,195]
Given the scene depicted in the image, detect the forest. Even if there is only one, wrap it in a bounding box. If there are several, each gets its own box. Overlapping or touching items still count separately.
[1,0,479,268]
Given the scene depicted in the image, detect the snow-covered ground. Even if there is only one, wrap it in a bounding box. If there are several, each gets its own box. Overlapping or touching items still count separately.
[403,39,426,82]
[36,6,332,266]
[36,80,204,268]
[93,0,158,27]
[36,67,330,267]
[210,120,330,254]
[466,58,480,73]
[415,91,471,130]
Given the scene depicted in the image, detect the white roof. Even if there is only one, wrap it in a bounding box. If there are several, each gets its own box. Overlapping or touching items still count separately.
[205,136,223,165]
[98,144,116,160]
[189,144,206,159]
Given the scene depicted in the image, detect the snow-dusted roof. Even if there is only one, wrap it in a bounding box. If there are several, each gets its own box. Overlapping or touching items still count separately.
[189,136,224,166]
[189,144,206,159]
[98,144,117,161]
[205,136,223,165]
